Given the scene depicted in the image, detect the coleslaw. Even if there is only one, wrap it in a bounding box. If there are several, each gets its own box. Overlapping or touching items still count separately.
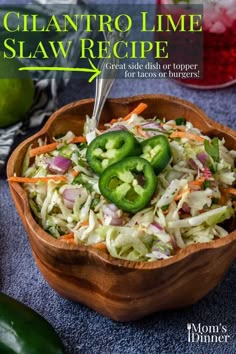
[16,106,236,262]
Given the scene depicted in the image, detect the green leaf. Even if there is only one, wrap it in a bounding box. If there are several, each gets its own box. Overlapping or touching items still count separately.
[161,204,169,211]
[204,138,219,162]
[203,180,211,189]
[175,117,186,126]
[73,173,93,192]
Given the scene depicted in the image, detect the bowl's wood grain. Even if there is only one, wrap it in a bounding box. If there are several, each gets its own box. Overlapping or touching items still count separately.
[7,94,236,321]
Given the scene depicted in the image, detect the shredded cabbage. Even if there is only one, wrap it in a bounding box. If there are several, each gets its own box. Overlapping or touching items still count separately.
[22,113,236,262]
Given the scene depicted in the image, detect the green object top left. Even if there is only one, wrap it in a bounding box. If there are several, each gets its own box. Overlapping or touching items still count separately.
[0,292,64,354]
[0,52,34,128]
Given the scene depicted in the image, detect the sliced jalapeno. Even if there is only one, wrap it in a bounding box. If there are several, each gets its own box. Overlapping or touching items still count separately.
[86,131,141,175]
[99,157,157,213]
[141,135,172,174]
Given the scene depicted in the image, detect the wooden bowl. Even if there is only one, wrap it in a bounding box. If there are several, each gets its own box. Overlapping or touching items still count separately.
[7,94,236,321]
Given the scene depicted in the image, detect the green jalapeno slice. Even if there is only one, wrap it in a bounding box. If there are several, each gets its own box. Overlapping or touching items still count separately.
[99,157,157,213]
[86,131,141,175]
[141,135,172,174]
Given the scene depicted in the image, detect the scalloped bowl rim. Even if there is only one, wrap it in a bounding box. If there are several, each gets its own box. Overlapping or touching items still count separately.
[7,94,236,270]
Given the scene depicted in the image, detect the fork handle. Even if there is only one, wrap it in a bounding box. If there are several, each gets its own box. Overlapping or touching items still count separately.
[92,57,118,126]
[91,29,124,127]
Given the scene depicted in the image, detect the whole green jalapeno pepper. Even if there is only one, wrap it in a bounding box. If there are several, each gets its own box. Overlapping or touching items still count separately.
[86,131,141,175]
[0,292,64,354]
[141,135,172,174]
[99,157,157,213]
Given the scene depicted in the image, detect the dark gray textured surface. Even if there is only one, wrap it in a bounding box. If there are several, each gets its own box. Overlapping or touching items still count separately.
[1,77,236,354]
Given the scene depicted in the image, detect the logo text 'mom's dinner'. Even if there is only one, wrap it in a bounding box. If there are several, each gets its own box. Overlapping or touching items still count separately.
[187,323,230,343]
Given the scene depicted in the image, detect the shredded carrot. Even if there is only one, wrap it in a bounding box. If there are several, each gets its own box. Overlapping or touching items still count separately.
[29,142,58,157]
[199,209,208,214]
[174,179,206,200]
[60,233,74,240]
[80,221,89,227]
[109,118,118,124]
[218,194,228,205]
[221,188,236,195]
[136,125,147,138]
[91,242,107,251]
[122,102,148,121]
[71,136,86,144]
[219,186,236,205]
[163,207,170,215]
[170,131,205,143]
[188,177,205,188]
[29,136,86,157]
[72,169,79,178]
[174,189,190,201]
[8,176,67,183]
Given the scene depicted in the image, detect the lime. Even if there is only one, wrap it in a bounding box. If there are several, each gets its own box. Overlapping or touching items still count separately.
[0,53,34,128]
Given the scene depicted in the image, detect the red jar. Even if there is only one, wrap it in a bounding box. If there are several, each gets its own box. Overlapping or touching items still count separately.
[157,0,236,89]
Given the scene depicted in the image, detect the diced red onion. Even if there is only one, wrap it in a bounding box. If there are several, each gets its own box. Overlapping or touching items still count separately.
[48,156,71,174]
[150,222,164,231]
[103,204,118,216]
[141,122,164,137]
[188,158,198,171]
[103,204,123,226]
[63,188,85,209]
[181,202,191,214]
[107,125,128,132]
[197,151,208,166]
[109,217,124,226]
[141,122,163,130]
[107,204,119,211]
[104,215,123,226]
[63,199,74,209]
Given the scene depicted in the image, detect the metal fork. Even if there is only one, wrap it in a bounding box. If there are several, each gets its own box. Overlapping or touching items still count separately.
[88,26,128,131]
